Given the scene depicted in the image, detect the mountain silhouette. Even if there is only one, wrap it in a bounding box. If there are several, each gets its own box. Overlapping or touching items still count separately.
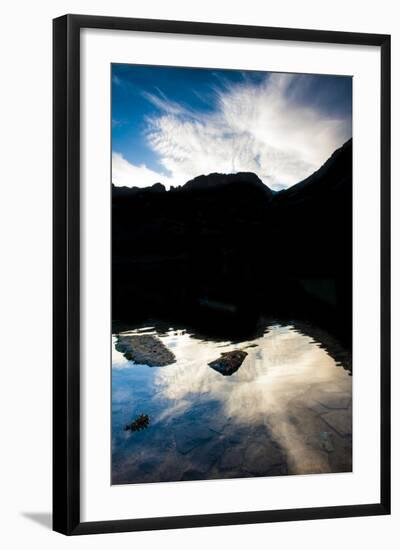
[112,139,352,346]
[182,171,273,196]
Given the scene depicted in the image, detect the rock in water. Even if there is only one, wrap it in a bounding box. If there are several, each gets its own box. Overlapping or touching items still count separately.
[115,334,176,366]
[124,414,150,432]
[208,350,248,376]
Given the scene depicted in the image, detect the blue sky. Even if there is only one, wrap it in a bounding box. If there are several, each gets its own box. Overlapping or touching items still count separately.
[112,64,352,190]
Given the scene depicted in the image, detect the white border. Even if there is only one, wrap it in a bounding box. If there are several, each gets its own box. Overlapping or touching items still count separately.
[80,28,381,522]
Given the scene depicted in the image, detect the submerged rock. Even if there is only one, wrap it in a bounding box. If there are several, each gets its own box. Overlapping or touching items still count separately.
[116,334,176,366]
[320,431,335,453]
[219,446,244,471]
[321,410,352,437]
[208,350,248,376]
[174,425,214,454]
[243,441,284,475]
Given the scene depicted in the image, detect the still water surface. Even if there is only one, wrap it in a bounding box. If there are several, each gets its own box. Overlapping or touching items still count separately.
[112,322,352,484]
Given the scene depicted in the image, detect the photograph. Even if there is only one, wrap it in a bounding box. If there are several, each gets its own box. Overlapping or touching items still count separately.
[111,63,353,485]
[0,1,393,544]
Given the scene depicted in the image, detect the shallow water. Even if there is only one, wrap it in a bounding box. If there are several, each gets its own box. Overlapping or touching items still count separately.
[112,322,352,484]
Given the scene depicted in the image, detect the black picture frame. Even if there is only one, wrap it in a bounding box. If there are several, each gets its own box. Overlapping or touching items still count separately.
[53,14,391,535]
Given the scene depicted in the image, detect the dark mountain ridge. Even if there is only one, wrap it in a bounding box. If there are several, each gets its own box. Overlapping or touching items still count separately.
[182,171,272,196]
[112,139,352,346]
[278,138,352,200]
[112,139,351,199]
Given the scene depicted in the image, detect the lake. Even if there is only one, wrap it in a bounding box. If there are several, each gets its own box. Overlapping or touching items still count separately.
[112,320,352,484]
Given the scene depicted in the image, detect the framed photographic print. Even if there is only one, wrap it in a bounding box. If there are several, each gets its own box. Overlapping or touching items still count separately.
[53,14,391,535]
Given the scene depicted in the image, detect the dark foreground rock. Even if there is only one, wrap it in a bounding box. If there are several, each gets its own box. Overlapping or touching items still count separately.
[115,334,176,366]
[208,350,248,376]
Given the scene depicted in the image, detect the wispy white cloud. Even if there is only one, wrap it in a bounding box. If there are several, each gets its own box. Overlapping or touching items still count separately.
[112,118,125,128]
[113,73,351,190]
[112,152,175,188]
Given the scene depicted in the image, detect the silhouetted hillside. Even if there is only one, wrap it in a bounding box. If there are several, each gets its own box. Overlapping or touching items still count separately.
[183,171,273,197]
[112,139,352,346]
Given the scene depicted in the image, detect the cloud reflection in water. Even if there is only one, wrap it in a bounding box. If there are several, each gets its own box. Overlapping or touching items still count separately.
[112,323,352,483]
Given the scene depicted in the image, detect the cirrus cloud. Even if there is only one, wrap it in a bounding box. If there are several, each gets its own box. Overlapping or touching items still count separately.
[113,72,351,190]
